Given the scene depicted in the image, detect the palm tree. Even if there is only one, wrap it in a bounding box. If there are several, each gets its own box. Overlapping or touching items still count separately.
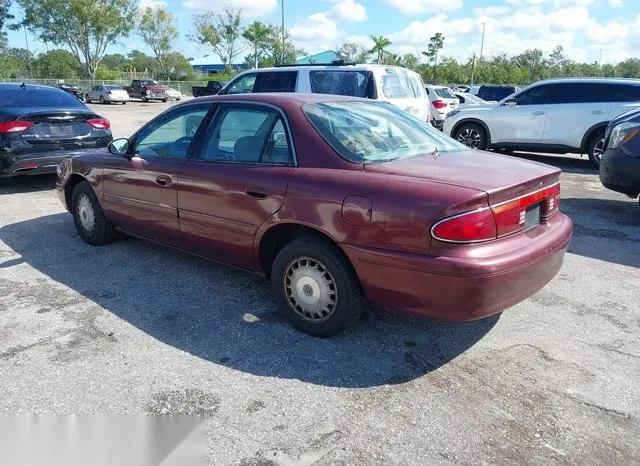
[242,21,273,69]
[369,35,391,64]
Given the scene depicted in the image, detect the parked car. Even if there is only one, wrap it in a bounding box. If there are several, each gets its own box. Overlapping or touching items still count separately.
[444,77,640,166]
[55,93,572,336]
[217,64,432,124]
[192,80,225,97]
[453,91,494,107]
[164,87,183,101]
[0,83,112,178]
[471,85,520,102]
[124,79,168,102]
[85,85,130,104]
[57,83,84,101]
[425,85,459,129]
[599,106,640,204]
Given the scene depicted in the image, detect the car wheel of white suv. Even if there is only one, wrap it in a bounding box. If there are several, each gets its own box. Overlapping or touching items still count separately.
[587,129,606,167]
[454,123,487,150]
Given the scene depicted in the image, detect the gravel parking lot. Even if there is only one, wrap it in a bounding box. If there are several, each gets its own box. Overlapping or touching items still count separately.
[1,100,639,464]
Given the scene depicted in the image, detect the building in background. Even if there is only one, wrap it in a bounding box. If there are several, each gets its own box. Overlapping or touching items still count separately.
[189,55,250,74]
[296,50,344,65]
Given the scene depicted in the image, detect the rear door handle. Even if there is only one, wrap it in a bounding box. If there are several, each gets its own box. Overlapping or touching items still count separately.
[156,175,172,187]
[246,186,268,199]
[532,111,545,116]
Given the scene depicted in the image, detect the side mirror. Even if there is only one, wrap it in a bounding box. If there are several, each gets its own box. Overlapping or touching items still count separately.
[108,138,131,157]
[504,98,518,108]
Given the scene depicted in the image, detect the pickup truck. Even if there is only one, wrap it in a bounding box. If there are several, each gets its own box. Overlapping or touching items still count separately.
[192,80,226,97]
[124,79,168,102]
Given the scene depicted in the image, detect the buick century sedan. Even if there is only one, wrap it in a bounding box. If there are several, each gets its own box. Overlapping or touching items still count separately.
[56,93,573,336]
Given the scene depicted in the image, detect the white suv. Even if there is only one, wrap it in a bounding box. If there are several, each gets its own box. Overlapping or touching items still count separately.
[218,64,431,124]
[443,78,640,166]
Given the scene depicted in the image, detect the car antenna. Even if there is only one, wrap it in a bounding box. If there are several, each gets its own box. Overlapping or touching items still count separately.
[20,82,27,89]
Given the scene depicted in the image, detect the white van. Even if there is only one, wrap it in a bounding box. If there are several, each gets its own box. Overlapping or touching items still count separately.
[217,64,431,124]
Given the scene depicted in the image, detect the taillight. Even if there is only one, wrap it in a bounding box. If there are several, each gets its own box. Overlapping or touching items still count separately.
[491,183,560,236]
[431,208,497,243]
[432,100,447,109]
[87,118,110,129]
[0,121,33,133]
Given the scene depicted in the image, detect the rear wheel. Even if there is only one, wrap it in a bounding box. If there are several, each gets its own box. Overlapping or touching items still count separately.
[71,181,117,246]
[271,236,366,337]
[86,95,91,103]
[122,102,127,105]
[454,122,487,150]
[162,98,167,103]
[587,129,606,167]
[99,95,105,104]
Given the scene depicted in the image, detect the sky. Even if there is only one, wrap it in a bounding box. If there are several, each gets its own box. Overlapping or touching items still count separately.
[6,0,639,65]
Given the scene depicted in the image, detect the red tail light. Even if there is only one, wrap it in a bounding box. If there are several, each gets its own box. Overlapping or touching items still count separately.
[432,100,447,109]
[0,121,33,133]
[432,183,561,243]
[86,118,110,129]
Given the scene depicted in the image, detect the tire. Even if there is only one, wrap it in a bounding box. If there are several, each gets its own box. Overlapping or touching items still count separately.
[587,128,606,167]
[122,102,127,105]
[142,96,148,103]
[271,236,366,337]
[454,122,488,150]
[86,95,91,103]
[99,95,105,104]
[71,181,117,246]
[162,99,167,103]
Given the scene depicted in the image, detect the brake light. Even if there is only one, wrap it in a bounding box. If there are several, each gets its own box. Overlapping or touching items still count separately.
[87,118,110,129]
[431,209,497,243]
[0,121,33,133]
[491,183,560,236]
[432,100,447,109]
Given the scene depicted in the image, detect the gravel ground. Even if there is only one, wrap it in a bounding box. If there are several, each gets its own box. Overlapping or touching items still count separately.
[1,101,639,465]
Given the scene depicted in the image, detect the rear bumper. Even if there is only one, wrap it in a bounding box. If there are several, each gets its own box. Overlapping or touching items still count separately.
[1,149,96,177]
[105,95,130,102]
[599,148,640,197]
[342,212,573,322]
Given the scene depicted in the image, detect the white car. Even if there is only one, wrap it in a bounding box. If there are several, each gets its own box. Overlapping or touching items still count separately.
[164,87,183,101]
[85,85,130,104]
[424,85,459,129]
[453,92,494,107]
[443,77,640,166]
[218,64,432,124]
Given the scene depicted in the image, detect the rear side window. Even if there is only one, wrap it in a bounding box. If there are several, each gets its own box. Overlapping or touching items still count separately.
[603,83,640,102]
[435,88,455,99]
[381,74,410,98]
[254,71,297,93]
[0,87,86,108]
[407,77,424,98]
[309,70,375,98]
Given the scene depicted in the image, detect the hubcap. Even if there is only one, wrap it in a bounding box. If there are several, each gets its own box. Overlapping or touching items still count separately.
[593,139,605,164]
[76,193,96,234]
[457,128,481,148]
[284,257,338,323]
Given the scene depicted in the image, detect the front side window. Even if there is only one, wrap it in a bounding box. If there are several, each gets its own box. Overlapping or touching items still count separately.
[254,71,297,92]
[199,106,293,165]
[225,74,257,94]
[134,106,210,158]
[309,70,374,98]
[514,86,552,105]
[303,101,468,164]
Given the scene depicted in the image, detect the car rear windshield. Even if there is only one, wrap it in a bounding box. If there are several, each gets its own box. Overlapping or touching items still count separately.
[0,87,86,108]
[141,80,158,85]
[309,70,375,98]
[303,101,468,164]
[105,85,124,90]
[435,88,456,99]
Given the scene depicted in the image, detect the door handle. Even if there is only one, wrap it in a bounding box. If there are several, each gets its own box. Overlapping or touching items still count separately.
[532,111,545,116]
[155,175,172,187]
[246,186,268,199]
[591,110,604,115]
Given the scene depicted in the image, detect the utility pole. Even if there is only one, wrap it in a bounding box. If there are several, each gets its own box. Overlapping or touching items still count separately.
[23,24,32,79]
[479,22,486,61]
[470,53,476,86]
[281,0,285,64]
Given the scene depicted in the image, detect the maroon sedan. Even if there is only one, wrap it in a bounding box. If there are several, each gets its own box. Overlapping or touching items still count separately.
[55,93,573,336]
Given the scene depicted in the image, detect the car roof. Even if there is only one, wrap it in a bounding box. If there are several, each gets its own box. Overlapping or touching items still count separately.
[0,83,62,91]
[236,64,421,76]
[187,92,369,107]
[534,77,640,85]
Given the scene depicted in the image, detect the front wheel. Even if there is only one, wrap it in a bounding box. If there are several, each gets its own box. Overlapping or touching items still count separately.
[71,181,118,246]
[587,129,606,167]
[454,122,488,150]
[271,236,366,337]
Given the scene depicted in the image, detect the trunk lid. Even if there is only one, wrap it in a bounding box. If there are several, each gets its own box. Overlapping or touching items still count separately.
[365,150,560,205]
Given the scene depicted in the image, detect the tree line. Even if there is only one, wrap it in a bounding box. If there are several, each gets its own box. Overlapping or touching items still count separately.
[1,0,639,85]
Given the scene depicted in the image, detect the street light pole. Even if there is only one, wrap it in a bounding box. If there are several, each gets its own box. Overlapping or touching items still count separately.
[479,22,486,62]
[281,0,285,64]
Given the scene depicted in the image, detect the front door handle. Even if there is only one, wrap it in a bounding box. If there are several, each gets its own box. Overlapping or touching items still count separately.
[532,111,545,116]
[246,186,268,199]
[156,175,172,187]
[592,110,605,115]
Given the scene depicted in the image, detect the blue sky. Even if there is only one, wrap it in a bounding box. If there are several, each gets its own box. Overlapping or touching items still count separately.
[6,0,639,64]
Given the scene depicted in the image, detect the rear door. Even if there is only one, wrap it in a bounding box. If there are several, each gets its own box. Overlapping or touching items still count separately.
[101,103,213,245]
[178,103,294,270]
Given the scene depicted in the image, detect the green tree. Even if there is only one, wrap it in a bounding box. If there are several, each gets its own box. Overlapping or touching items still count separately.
[423,32,445,65]
[16,0,137,80]
[0,0,12,47]
[515,48,545,83]
[615,58,640,78]
[242,21,273,69]
[264,28,301,66]
[401,53,420,70]
[35,49,80,78]
[369,35,391,64]
[192,8,245,69]
[128,49,158,74]
[164,52,194,79]
[137,6,178,76]
[101,53,130,72]
[337,41,370,64]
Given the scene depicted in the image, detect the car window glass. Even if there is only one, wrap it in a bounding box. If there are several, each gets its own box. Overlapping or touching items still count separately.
[255,71,297,92]
[457,94,466,103]
[605,83,640,102]
[226,74,257,94]
[435,88,455,99]
[381,73,410,98]
[200,107,292,165]
[407,77,424,98]
[134,107,209,159]
[0,87,86,108]
[515,86,551,105]
[309,70,374,98]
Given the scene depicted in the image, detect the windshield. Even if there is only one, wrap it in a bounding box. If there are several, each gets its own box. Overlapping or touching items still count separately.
[435,88,456,99]
[303,101,469,164]
[105,85,124,90]
[142,80,158,86]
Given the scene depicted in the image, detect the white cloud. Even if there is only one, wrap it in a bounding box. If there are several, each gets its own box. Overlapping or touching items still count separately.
[290,12,339,46]
[473,6,511,16]
[383,0,463,15]
[608,0,624,6]
[327,0,367,22]
[138,0,166,9]
[181,0,277,17]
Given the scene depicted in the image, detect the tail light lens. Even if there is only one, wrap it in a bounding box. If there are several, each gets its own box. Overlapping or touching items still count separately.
[431,183,561,243]
[432,100,447,109]
[0,121,33,133]
[87,118,110,129]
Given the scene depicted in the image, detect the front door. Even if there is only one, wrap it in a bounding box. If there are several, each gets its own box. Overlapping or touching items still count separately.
[178,103,294,271]
[101,103,212,245]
